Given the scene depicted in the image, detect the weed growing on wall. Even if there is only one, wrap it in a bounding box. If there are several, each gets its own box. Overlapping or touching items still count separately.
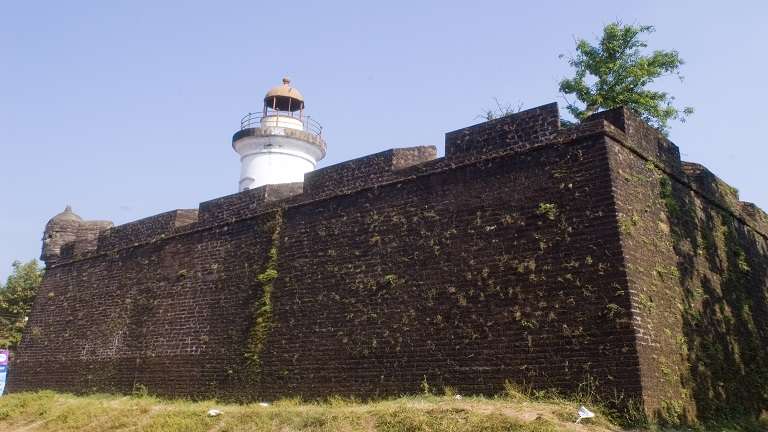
[244,209,283,376]
[536,203,559,220]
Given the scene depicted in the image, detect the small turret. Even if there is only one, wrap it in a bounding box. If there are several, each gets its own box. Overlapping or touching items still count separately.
[41,206,112,266]
[42,206,84,265]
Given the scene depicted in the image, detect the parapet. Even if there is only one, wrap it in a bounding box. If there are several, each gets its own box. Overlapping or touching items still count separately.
[682,162,741,206]
[41,102,768,267]
[590,107,768,238]
[96,209,199,252]
[587,107,684,176]
[682,162,768,236]
[59,226,109,261]
[445,103,560,159]
[198,183,304,225]
[302,146,437,200]
[740,202,768,231]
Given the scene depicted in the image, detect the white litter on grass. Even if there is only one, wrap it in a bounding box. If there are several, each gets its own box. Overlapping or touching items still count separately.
[258,402,270,407]
[453,395,463,400]
[207,409,223,417]
[575,405,595,423]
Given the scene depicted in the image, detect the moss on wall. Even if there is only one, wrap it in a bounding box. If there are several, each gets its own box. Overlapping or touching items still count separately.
[609,133,768,422]
[244,209,283,379]
[666,181,768,420]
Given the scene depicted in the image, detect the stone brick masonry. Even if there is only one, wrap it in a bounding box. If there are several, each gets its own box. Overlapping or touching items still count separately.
[9,103,768,421]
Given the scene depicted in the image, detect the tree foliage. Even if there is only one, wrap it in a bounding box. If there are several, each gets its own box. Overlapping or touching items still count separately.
[0,260,43,349]
[559,22,693,133]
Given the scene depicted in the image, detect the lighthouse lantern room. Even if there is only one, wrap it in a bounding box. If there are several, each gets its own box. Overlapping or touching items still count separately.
[232,78,327,191]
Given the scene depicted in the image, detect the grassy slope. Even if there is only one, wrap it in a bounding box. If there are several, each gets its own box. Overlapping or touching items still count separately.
[0,391,763,432]
[0,391,615,432]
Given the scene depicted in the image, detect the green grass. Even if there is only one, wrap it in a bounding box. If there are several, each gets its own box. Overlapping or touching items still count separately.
[0,390,764,432]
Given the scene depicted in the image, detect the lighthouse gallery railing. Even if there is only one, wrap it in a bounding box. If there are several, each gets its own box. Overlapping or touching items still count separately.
[240,112,323,137]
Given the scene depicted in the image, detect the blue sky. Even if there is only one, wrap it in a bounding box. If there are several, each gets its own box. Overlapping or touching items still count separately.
[2,1,767,280]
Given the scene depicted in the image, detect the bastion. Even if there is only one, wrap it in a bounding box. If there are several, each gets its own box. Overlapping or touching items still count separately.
[9,85,768,421]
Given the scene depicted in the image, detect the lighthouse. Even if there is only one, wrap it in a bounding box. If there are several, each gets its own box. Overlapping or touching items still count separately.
[232,78,327,191]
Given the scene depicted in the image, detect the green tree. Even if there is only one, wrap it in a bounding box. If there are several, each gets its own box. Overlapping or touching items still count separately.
[559,22,693,133]
[0,260,44,348]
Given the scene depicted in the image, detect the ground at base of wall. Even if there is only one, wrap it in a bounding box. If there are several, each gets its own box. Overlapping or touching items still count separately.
[0,391,765,432]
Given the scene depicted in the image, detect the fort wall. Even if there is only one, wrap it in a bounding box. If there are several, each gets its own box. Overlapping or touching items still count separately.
[9,104,768,420]
[601,108,768,420]
[258,130,641,401]
[13,207,280,395]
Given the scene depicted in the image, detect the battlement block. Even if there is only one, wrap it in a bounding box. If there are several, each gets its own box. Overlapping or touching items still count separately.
[303,146,437,199]
[682,162,768,236]
[96,209,198,252]
[445,103,560,158]
[198,183,303,225]
[739,202,768,233]
[682,162,740,203]
[588,107,683,175]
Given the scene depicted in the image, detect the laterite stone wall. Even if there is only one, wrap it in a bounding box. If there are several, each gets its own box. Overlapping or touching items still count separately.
[602,107,768,421]
[10,208,281,396]
[258,133,642,402]
[9,103,768,421]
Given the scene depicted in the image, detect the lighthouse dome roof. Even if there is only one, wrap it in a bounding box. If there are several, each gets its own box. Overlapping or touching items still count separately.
[264,78,304,111]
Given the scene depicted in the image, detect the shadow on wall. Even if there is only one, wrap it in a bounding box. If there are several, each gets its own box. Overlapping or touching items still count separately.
[664,169,768,420]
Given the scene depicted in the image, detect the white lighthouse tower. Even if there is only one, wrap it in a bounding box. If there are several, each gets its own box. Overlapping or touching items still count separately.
[232,78,327,191]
